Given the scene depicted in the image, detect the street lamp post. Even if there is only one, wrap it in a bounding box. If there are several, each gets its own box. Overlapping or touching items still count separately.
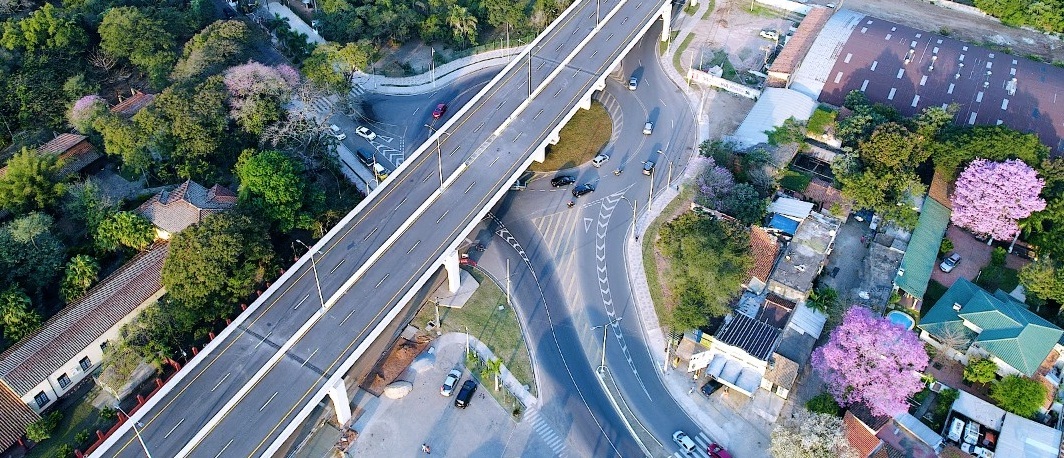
[424,124,446,188]
[527,48,533,99]
[295,239,326,313]
[591,317,623,374]
[430,48,436,88]
[657,149,675,187]
[114,404,153,458]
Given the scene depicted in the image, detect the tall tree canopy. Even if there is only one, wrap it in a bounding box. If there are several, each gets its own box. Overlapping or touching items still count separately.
[171,20,251,82]
[223,62,299,135]
[0,213,66,299]
[134,76,232,181]
[930,125,1049,179]
[812,306,929,417]
[951,159,1046,242]
[0,288,40,342]
[161,213,273,319]
[234,149,322,233]
[94,211,156,253]
[0,3,87,54]
[98,7,177,87]
[301,42,372,95]
[0,148,65,214]
[770,408,856,458]
[990,375,1048,418]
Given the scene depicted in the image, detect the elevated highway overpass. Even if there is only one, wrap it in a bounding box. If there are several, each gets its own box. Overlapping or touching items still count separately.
[93,0,675,455]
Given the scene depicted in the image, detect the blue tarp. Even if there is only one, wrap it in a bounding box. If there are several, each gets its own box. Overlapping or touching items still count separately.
[769,214,800,235]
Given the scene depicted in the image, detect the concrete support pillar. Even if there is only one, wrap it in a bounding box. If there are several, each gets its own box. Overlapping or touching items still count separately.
[578,92,593,110]
[593,80,606,92]
[443,251,461,293]
[547,132,561,146]
[328,378,352,425]
[660,4,672,42]
[531,147,546,163]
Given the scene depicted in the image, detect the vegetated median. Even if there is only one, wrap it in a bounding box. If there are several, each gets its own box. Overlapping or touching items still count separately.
[528,101,612,172]
[412,267,536,410]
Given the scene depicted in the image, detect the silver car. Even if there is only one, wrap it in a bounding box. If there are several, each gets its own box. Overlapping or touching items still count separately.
[355,126,376,141]
[628,76,638,90]
[440,369,462,396]
[643,122,653,135]
[940,252,961,273]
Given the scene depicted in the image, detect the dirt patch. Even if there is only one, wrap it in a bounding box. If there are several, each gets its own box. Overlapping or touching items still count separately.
[358,335,431,396]
[843,0,1064,62]
[691,0,799,75]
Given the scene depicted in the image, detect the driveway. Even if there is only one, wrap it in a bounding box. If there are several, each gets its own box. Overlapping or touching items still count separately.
[931,225,986,288]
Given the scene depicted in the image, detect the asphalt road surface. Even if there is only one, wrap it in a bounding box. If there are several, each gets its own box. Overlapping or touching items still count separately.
[98,0,671,456]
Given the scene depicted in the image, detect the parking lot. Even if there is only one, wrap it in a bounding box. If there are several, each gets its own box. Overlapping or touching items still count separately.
[346,340,553,457]
[818,16,1064,155]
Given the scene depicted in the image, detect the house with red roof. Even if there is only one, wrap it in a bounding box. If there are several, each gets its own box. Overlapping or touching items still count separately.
[136,179,237,239]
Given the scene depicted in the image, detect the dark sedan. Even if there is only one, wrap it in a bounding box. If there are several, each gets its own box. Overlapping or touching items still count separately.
[551,175,576,187]
[700,379,723,397]
[572,183,595,197]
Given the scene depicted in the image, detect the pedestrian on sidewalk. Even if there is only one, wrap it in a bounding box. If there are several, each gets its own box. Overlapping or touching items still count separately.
[422,443,431,454]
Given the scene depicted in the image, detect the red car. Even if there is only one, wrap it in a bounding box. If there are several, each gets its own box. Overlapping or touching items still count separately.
[708,443,732,458]
[432,103,447,119]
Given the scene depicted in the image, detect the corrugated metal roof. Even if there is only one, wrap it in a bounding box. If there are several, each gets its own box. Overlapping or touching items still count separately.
[951,391,1005,431]
[768,197,815,221]
[787,302,827,338]
[893,413,944,450]
[997,412,1061,458]
[894,198,950,299]
[0,243,169,395]
[731,88,818,148]
[714,313,781,361]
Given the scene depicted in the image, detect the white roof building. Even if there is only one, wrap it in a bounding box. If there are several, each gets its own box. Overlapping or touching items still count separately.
[729,88,818,148]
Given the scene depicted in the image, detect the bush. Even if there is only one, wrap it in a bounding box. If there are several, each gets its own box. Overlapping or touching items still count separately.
[940,238,954,255]
[964,358,999,384]
[806,106,837,136]
[55,444,74,457]
[990,375,1047,418]
[806,392,841,416]
[26,411,63,442]
[991,247,1007,266]
[75,430,90,446]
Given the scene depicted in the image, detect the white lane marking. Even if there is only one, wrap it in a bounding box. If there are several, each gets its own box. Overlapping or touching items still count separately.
[294,294,310,310]
[211,373,231,392]
[214,439,234,458]
[164,418,185,439]
[260,392,278,412]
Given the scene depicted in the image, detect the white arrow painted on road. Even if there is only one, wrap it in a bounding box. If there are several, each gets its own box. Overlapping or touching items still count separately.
[584,217,593,233]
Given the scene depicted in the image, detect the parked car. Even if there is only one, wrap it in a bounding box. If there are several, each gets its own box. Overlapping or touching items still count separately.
[643,160,655,175]
[591,153,610,167]
[551,175,576,187]
[454,380,477,408]
[707,443,733,458]
[440,369,462,396]
[643,121,654,135]
[700,379,722,397]
[628,76,638,90]
[672,431,697,455]
[759,29,779,40]
[328,124,346,141]
[356,149,375,167]
[355,126,376,141]
[940,252,962,273]
[825,2,836,7]
[432,103,447,119]
[372,163,390,182]
[572,183,595,197]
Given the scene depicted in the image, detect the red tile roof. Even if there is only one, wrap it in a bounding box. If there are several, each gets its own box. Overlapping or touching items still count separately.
[0,384,38,451]
[0,134,102,178]
[136,180,236,234]
[845,410,883,457]
[768,8,834,81]
[749,226,780,284]
[0,243,169,396]
[109,91,155,118]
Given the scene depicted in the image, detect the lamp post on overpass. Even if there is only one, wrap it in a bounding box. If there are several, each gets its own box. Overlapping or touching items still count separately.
[591,317,622,374]
[113,404,153,458]
[425,124,448,188]
[295,239,326,313]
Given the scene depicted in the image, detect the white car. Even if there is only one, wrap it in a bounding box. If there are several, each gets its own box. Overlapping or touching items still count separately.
[328,124,346,141]
[355,126,376,141]
[759,29,779,41]
[672,430,697,455]
[440,369,462,396]
[591,153,610,167]
[643,122,654,135]
[628,76,638,90]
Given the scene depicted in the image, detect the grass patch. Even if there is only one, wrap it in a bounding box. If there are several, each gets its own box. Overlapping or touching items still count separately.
[28,386,112,458]
[683,0,697,15]
[706,50,738,81]
[779,170,812,192]
[701,0,716,19]
[530,101,612,172]
[746,3,781,17]
[672,33,696,76]
[976,265,1020,293]
[642,186,695,327]
[922,280,949,315]
[412,268,536,400]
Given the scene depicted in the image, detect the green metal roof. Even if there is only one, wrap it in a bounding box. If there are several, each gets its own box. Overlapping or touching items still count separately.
[894,199,951,299]
[917,278,1062,376]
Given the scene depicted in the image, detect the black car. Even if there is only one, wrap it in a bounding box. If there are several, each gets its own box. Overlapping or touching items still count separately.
[551,175,576,187]
[572,183,595,197]
[454,380,477,408]
[700,379,723,398]
[643,160,655,175]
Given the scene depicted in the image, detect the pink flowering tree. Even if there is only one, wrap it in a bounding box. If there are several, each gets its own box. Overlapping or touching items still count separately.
[695,158,736,210]
[222,62,300,135]
[951,159,1046,242]
[68,95,107,134]
[811,306,929,417]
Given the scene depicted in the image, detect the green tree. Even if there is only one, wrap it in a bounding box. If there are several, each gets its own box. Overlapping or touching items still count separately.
[0,288,41,341]
[134,76,231,181]
[61,254,100,302]
[658,212,753,330]
[171,20,251,82]
[485,0,526,42]
[721,183,766,226]
[1025,158,1064,259]
[447,5,478,46]
[301,42,372,95]
[63,179,116,240]
[0,4,87,54]
[0,213,65,298]
[806,392,841,416]
[481,357,502,391]
[806,287,838,314]
[1019,257,1064,304]
[94,114,152,176]
[930,125,1049,180]
[161,213,273,318]
[964,358,999,384]
[765,117,806,146]
[25,411,62,442]
[235,149,322,233]
[0,148,65,214]
[990,375,1047,418]
[95,211,156,253]
[99,7,177,87]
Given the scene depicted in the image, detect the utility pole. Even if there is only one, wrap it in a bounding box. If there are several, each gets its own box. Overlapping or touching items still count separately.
[591,317,623,374]
[114,404,153,458]
[425,124,446,188]
[527,48,533,99]
[430,48,436,88]
[295,240,326,313]
[506,259,511,309]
